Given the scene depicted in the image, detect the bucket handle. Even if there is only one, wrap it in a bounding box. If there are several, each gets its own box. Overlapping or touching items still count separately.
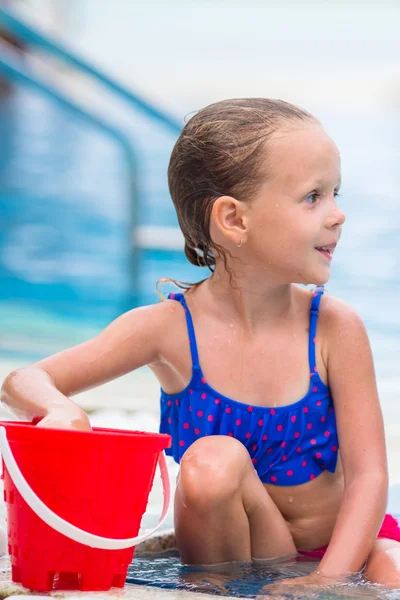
[0,426,171,550]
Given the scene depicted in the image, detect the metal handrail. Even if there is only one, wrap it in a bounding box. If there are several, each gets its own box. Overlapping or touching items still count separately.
[0,41,140,309]
[0,4,182,135]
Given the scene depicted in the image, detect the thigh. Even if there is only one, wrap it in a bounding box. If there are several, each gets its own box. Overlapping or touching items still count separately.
[364,538,400,588]
[174,435,296,564]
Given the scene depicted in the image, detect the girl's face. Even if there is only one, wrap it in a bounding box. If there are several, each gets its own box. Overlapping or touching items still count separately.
[247,123,345,285]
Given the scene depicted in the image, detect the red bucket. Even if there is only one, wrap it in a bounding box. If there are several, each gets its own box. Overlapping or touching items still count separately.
[0,421,171,592]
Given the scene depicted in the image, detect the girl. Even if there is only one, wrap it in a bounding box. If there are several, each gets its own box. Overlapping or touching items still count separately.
[2,98,400,592]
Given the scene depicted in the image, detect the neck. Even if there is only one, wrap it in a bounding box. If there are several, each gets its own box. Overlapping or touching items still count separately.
[196,261,297,331]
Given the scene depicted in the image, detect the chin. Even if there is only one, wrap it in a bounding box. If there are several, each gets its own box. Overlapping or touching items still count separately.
[296,270,331,287]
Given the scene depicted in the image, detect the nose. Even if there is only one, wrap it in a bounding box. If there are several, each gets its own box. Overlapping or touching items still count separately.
[327,200,346,229]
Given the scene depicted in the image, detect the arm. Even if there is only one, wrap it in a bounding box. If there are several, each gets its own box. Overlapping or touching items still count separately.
[0,301,172,429]
[316,298,388,579]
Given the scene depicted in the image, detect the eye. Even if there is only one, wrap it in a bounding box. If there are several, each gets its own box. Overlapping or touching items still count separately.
[305,192,319,205]
[305,191,340,205]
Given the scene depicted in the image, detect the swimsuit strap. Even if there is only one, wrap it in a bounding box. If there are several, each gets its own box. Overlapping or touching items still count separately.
[308,285,325,374]
[168,292,200,368]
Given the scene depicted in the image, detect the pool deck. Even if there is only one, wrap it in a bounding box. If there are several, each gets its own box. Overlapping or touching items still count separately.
[0,533,225,600]
[0,563,220,600]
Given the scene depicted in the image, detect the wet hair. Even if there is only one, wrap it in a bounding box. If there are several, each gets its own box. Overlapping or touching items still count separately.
[159,98,318,296]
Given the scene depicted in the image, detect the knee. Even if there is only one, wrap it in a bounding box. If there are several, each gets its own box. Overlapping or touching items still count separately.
[365,540,400,586]
[178,436,250,510]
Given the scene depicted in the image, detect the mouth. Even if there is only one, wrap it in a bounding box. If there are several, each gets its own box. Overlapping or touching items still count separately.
[315,243,336,261]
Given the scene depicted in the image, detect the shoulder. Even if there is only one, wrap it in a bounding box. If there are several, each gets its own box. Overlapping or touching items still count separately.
[317,291,371,368]
[319,292,366,335]
[296,285,364,334]
[92,295,190,368]
[115,296,186,334]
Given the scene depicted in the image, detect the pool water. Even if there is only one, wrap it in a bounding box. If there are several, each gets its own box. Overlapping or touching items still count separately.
[126,550,397,599]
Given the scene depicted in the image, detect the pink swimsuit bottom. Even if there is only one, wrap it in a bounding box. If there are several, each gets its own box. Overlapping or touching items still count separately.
[299,514,400,559]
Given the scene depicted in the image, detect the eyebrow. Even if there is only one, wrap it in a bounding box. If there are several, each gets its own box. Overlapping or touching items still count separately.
[311,178,342,188]
[314,177,342,185]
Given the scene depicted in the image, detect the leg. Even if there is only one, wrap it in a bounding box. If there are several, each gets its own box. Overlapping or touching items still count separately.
[175,435,296,565]
[364,539,400,588]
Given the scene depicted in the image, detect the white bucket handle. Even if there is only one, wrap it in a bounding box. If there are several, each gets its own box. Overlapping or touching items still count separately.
[0,426,171,550]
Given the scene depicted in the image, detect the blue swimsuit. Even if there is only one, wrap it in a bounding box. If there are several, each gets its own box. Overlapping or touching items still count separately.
[159,286,339,486]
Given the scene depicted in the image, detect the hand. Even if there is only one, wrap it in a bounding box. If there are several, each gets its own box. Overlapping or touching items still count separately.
[34,407,91,431]
[260,571,339,597]
[180,570,229,594]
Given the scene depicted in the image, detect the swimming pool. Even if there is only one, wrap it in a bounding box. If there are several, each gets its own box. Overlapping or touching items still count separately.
[128,536,400,599]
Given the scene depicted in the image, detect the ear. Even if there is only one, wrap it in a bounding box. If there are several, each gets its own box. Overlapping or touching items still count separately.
[211,196,249,246]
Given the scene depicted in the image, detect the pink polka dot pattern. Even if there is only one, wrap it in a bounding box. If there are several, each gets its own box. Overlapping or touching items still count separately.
[160,286,339,487]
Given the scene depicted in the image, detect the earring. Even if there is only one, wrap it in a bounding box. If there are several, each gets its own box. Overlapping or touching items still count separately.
[237,239,243,248]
